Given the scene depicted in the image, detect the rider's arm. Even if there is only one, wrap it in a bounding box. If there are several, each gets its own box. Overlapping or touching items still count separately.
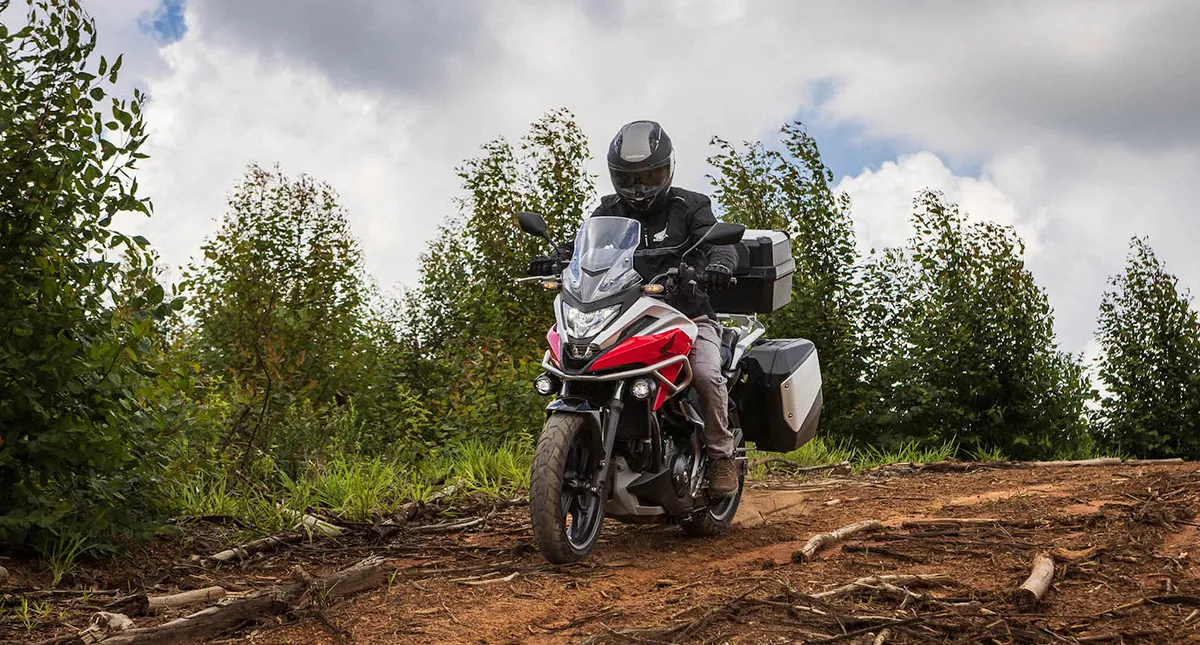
[689,197,738,272]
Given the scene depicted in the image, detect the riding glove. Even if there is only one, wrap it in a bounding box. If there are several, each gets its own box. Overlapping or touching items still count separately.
[705,263,734,290]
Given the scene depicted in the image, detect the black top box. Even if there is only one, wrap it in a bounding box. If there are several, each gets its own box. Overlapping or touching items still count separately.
[709,230,795,314]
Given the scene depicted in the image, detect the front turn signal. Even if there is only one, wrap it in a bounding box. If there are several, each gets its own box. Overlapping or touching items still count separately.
[643,284,665,295]
[541,280,561,291]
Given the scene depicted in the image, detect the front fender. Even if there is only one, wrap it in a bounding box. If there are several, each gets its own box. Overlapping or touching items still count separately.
[545,398,604,455]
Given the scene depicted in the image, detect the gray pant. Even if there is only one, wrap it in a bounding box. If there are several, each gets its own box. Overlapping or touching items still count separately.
[690,317,734,459]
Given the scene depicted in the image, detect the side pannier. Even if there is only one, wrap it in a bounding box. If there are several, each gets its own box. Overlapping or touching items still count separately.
[736,338,822,453]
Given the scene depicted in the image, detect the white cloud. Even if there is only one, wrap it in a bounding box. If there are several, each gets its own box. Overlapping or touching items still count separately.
[836,152,1029,255]
[81,0,1200,355]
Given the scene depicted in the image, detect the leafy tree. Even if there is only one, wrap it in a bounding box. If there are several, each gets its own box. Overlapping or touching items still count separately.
[398,109,593,447]
[861,191,1089,458]
[182,164,371,471]
[1095,237,1200,458]
[707,123,866,439]
[0,1,176,550]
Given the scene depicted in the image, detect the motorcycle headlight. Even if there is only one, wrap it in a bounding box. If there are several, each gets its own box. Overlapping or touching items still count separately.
[563,303,621,339]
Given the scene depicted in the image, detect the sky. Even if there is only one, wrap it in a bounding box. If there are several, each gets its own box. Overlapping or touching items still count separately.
[37,0,1200,354]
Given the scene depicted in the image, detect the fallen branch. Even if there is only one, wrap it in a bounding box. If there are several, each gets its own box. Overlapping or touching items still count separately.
[1125,458,1185,465]
[147,587,226,611]
[794,520,883,562]
[410,517,484,534]
[812,574,953,600]
[206,533,303,564]
[427,484,459,505]
[752,458,852,476]
[279,508,343,537]
[1050,545,1103,562]
[459,572,518,586]
[1015,553,1055,608]
[98,556,390,644]
[1095,594,1200,617]
[1027,458,1122,468]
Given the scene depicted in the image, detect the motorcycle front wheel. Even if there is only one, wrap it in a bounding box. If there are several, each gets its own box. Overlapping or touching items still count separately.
[529,413,606,564]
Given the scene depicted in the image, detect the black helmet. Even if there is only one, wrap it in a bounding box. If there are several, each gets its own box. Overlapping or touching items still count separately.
[607,120,674,213]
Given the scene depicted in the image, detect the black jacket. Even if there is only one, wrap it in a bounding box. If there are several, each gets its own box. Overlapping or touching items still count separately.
[581,188,738,319]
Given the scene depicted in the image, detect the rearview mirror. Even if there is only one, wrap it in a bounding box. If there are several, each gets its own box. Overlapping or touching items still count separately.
[682,221,746,257]
[705,222,746,246]
[517,212,549,239]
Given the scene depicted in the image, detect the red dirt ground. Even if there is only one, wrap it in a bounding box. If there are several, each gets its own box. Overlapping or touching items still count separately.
[5,463,1200,644]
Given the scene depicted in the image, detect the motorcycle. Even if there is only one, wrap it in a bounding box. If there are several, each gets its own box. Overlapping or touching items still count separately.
[516,212,823,564]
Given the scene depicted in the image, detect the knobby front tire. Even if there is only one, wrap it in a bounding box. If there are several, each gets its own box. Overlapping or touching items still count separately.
[529,413,606,564]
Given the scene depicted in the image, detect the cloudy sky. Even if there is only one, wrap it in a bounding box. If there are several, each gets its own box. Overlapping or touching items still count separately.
[56,0,1200,353]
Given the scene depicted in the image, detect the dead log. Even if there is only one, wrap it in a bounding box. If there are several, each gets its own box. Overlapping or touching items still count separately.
[1125,458,1185,465]
[1015,553,1055,608]
[147,587,226,610]
[206,533,303,564]
[793,520,883,562]
[1027,458,1122,468]
[29,637,84,645]
[812,574,952,600]
[97,557,390,645]
[279,508,343,537]
[102,594,149,616]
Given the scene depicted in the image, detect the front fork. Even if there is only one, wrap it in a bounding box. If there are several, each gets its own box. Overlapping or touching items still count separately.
[589,382,625,496]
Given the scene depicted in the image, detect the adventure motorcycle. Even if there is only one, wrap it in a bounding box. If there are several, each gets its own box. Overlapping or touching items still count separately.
[516,212,823,564]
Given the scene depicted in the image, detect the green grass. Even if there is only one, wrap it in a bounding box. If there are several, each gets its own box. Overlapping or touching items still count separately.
[39,532,92,587]
[166,439,535,536]
[749,437,972,476]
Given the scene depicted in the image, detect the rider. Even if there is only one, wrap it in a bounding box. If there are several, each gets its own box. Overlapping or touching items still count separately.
[528,120,740,496]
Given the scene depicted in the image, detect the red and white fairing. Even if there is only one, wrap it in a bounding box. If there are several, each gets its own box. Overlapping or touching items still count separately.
[543,216,702,409]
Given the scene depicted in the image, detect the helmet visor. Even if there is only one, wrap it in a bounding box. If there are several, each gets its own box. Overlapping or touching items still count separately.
[611,164,672,200]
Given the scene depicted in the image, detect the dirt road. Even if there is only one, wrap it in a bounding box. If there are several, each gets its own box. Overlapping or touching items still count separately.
[5,463,1200,644]
[252,463,1200,644]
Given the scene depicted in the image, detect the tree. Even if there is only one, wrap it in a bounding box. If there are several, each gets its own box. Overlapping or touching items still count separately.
[707,123,866,439]
[398,109,594,447]
[182,164,371,471]
[0,1,176,550]
[861,191,1090,458]
[1095,237,1200,458]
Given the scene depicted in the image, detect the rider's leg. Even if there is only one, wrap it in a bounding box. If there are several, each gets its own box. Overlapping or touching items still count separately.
[689,317,737,495]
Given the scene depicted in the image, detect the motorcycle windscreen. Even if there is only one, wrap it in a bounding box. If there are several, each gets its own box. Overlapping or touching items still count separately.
[562,216,642,304]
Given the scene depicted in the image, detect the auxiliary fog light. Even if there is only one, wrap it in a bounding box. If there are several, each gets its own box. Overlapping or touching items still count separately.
[630,378,654,400]
[533,373,558,396]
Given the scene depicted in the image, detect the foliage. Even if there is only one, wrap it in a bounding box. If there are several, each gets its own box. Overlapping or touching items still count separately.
[707,123,866,439]
[1095,237,1200,458]
[859,191,1090,459]
[181,164,372,472]
[396,109,594,446]
[168,440,533,534]
[0,1,176,550]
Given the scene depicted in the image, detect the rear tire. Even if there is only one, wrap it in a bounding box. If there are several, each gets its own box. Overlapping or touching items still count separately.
[530,413,606,564]
[680,460,744,537]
